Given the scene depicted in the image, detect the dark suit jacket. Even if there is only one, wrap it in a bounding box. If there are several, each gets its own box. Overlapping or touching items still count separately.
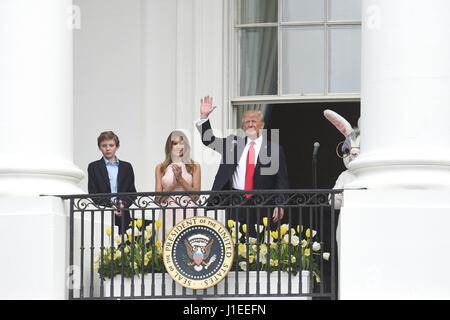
[197,119,289,191]
[87,158,137,232]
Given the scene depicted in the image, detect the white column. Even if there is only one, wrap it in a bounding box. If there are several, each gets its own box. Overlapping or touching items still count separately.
[340,0,450,299]
[349,0,450,189]
[141,0,225,192]
[0,0,83,299]
[141,0,177,192]
[0,0,84,196]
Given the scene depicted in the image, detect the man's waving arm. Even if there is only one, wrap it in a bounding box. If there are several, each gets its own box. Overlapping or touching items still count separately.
[195,95,225,154]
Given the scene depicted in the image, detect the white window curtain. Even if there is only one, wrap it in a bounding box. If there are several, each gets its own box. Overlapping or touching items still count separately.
[238,0,278,126]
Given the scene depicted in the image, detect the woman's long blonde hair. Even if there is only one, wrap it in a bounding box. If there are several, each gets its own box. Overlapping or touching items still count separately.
[160,130,196,175]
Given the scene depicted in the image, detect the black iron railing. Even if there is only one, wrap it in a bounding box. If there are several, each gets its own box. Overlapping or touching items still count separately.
[60,189,340,300]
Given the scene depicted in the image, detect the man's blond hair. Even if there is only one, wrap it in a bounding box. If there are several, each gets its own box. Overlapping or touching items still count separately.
[241,110,264,123]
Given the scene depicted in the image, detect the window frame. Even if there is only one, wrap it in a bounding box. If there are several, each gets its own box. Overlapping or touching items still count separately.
[228,0,362,112]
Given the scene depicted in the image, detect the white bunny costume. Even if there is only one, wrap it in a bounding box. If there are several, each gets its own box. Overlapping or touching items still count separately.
[324,110,360,209]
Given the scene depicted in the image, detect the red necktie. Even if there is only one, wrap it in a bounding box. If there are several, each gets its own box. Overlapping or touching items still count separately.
[244,141,256,198]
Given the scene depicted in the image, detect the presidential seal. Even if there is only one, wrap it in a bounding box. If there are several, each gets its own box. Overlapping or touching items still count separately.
[163,217,234,290]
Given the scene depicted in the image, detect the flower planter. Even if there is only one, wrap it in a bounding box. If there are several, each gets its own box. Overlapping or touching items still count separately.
[217,270,311,296]
[103,273,181,298]
[103,271,311,299]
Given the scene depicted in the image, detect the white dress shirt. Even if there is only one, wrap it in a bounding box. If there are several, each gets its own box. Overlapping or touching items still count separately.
[232,135,262,190]
[196,118,208,126]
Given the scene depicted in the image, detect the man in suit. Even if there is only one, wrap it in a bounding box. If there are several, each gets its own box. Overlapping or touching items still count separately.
[196,96,289,237]
[88,131,137,234]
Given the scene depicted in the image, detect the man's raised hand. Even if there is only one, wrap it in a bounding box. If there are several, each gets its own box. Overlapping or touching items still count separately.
[200,95,217,119]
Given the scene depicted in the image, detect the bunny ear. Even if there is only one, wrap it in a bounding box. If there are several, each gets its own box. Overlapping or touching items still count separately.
[324,109,353,137]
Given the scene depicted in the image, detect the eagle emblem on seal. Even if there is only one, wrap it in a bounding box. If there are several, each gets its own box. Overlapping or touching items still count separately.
[184,234,217,272]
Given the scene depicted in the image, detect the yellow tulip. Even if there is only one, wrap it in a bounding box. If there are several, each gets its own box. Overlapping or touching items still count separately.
[227,220,235,229]
[156,240,161,248]
[248,256,255,263]
[301,239,308,248]
[155,219,162,230]
[242,224,247,234]
[124,246,130,254]
[135,219,143,228]
[94,260,100,272]
[305,228,311,238]
[145,251,152,261]
[263,217,268,227]
[304,248,310,257]
[260,244,268,255]
[106,226,112,237]
[296,225,303,234]
[280,224,288,236]
[238,243,246,257]
[271,231,279,240]
[114,235,122,246]
[231,230,242,240]
[114,250,122,260]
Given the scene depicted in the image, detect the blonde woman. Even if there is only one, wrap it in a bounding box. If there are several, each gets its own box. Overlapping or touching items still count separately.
[155,130,201,238]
